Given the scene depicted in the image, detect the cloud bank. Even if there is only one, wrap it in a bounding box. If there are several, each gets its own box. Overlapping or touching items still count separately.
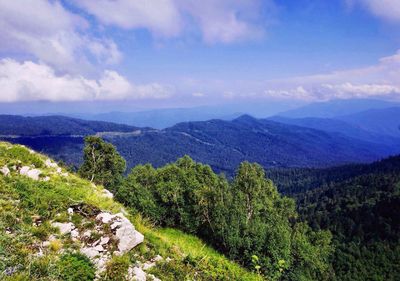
[0,59,172,102]
[74,0,271,44]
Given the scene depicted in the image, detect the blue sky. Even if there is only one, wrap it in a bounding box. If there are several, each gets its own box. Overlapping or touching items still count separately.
[0,0,399,109]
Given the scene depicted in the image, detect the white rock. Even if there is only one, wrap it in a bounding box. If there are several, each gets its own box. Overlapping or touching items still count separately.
[111,221,122,230]
[130,266,147,281]
[96,212,144,254]
[52,222,75,235]
[102,189,114,198]
[94,245,104,252]
[165,257,172,263]
[19,166,30,176]
[67,208,74,215]
[82,230,92,238]
[81,247,99,259]
[153,255,163,262]
[42,241,51,247]
[96,212,116,224]
[115,216,144,253]
[71,229,79,239]
[147,274,161,281]
[1,166,10,176]
[100,236,110,245]
[27,169,41,180]
[45,159,58,168]
[43,176,50,181]
[56,167,62,173]
[143,262,156,271]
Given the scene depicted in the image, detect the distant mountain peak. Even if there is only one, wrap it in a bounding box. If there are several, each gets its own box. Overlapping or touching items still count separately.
[233,114,258,123]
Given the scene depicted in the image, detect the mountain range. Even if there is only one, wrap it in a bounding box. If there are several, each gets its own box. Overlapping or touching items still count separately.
[1,110,399,175]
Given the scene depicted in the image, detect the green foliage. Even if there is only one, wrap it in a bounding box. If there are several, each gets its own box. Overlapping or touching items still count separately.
[118,156,332,280]
[100,255,130,281]
[270,155,400,281]
[57,253,95,281]
[79,136,126,191]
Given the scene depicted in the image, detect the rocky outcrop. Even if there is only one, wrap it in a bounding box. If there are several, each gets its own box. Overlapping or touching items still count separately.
[96,212,144,254]
[19,166,42,180]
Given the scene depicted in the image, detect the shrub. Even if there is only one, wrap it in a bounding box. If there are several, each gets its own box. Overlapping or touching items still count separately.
[101,255,130,281]
[57,253,95,281]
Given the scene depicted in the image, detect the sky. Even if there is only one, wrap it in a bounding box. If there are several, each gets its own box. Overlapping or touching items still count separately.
[0,0,400,111]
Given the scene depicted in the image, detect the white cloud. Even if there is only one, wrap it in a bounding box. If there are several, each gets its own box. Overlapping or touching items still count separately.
[73,0,272,44]
[0,59,172,102]
[347,0,400,22]
[192,92,205,97]
[74,0,182,38]
[0,0,122,73]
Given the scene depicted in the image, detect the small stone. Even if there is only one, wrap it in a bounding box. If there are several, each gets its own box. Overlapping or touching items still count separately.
[165,257,172,262]
[56,167,62,173]
[148,274,161,281]
[19,166,30,176]
[71,229,79,239]
[129,266,146,281]
[143,262,156,271]
[43,176,50,181]
[52,222,75,235]
[82,230,92,238]
[67,208,74,215]
[81,247,99,259]
[99,236,110,245]
[102,189,114,198]
[1,166,10,176]
[45,159,58,168]
[94,245,104,252]
[153,255,163,262]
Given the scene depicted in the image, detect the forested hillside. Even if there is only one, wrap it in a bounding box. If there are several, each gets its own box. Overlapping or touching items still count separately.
[268,156,400,281]
[0,115,139,136]
[1,114,397,176]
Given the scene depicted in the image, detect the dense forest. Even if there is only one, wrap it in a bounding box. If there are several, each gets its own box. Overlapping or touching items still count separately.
[78,136,400,280]
[268,157,400,280]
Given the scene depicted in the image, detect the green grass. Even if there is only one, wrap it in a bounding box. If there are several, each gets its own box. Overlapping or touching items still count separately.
[133,217,263,281]
[0,142,263,280]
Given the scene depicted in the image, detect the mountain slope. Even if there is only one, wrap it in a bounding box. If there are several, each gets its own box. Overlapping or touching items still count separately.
[267,156,400,281]
[278,99,399,118]
[0,115,140,136]
[268,116,400,147]
[336,107,400,137]
[0,114,396,175]
[0,142,261,280]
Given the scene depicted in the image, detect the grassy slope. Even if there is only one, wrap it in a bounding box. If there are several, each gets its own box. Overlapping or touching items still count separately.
[0,141,261,281]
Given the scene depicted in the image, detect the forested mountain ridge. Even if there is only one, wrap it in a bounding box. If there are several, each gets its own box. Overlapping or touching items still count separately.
[268,155,400,281]
[0,115,141,136]
[0,114,397,175]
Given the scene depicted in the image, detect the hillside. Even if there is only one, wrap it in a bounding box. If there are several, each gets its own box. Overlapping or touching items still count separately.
[267,156,400,281]
[0,115,140,136]
[268,116,400,148]
[0,114,396,175]
[0,142,262,280]
[277,99,399,118]
[336,107,400,138]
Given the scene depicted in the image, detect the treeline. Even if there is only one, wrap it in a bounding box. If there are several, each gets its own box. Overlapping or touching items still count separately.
[78,136,333,280]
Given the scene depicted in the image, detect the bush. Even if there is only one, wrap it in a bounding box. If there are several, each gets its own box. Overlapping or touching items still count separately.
[101,255,131,281]
[57,253,95,281]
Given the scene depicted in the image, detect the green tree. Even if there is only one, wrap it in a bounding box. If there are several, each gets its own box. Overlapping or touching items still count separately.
[79,136,126,191]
